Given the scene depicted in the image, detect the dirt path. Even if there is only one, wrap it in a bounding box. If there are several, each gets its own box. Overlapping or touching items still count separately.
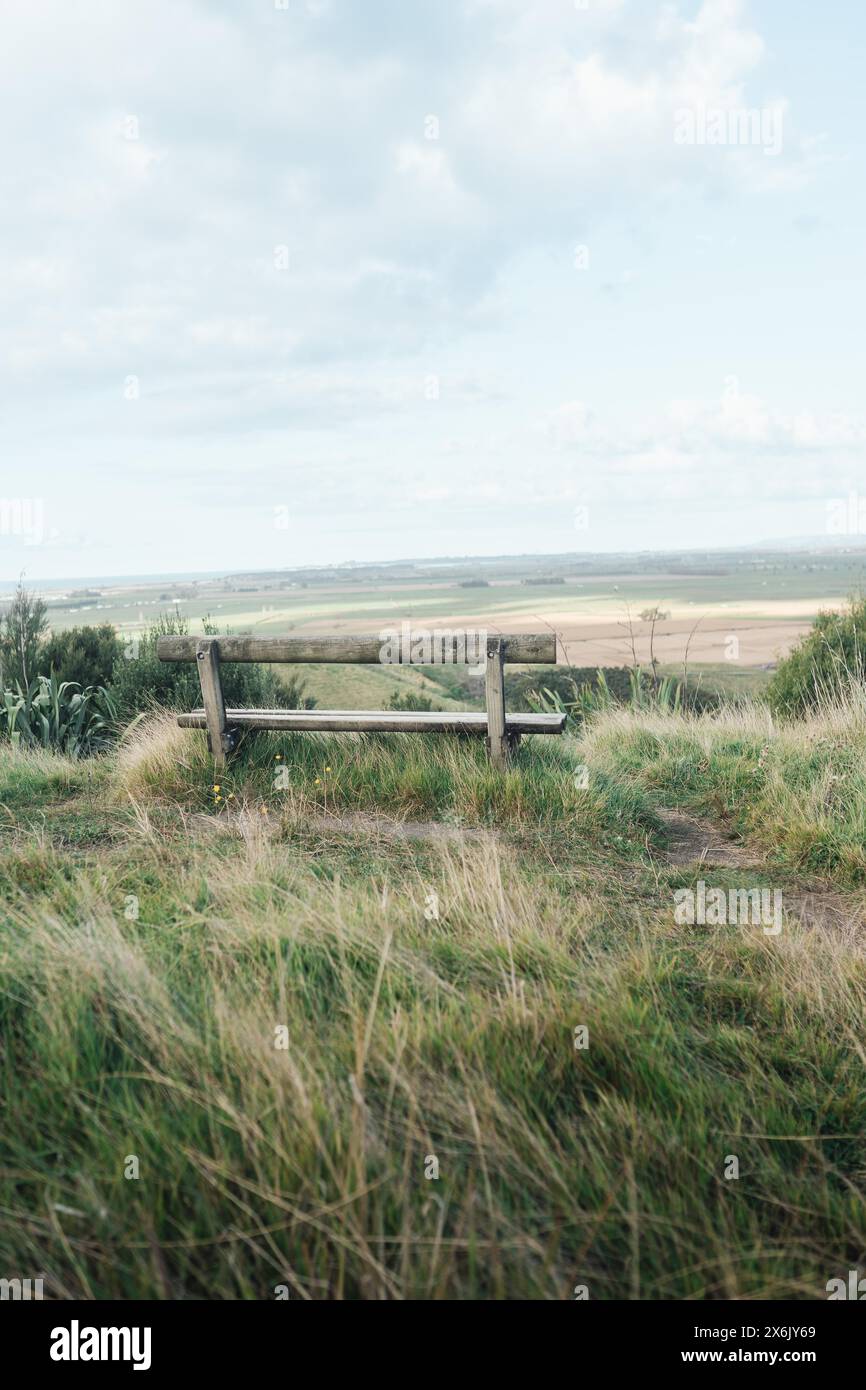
[656,808,756,870]
[326,804,865,938]
[656,807,865,938]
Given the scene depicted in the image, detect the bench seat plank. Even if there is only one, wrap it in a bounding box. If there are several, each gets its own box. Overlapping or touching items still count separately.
[177,708,567,735]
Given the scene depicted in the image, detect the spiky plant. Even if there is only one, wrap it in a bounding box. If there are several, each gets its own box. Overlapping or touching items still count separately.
[0,675,117,757]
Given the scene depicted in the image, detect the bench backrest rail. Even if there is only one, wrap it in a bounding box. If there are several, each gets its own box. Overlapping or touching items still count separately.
[157,633,554,664]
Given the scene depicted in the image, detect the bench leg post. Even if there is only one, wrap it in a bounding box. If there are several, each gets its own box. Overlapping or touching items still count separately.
[196,638,230,767]
[485,636,509,771]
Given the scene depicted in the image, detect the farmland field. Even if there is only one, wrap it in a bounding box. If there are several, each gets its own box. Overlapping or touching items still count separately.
[22,546,866,707]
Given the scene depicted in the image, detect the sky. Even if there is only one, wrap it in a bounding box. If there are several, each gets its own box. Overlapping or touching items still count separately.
[1,0,865,580]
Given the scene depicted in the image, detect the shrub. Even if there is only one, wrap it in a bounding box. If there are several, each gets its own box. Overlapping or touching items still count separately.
[0,580,48,689]
[108,612,315,718]
[507,665,720,719]
[507,666,638,710]
[0,676,117,756]
[387,689,440,711]
[518,666,721,729]
[767,598,866,716]
[40,624,124,690]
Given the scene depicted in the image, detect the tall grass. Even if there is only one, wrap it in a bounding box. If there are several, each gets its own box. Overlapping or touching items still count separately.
[112,712,652,843]
[527,666,685,728]
[580,685,866,884]
[1,715,865,1299]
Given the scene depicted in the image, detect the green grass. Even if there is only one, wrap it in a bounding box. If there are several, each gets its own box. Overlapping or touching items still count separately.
[0,712,864,1299]
[582,696,866,885]
[274,661,472,712]
[659,662,773,699]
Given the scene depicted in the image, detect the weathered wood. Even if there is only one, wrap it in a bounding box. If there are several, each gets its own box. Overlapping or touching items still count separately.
[164,626,565,769]
[484,636,508,770]
[177,708,566,735]
[158,631,556,665]
[195,639,230,766]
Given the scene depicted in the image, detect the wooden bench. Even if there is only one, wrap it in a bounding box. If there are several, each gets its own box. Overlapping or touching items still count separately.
[156,631,566,770]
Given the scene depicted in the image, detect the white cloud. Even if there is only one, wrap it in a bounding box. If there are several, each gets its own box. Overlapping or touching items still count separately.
[0,0,843,575]
[0,0,809,386]
[538,388,866,511]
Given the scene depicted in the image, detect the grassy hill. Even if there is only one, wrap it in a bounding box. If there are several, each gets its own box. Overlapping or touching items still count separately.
[273,660,473,712]
[1,704,864,1299]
